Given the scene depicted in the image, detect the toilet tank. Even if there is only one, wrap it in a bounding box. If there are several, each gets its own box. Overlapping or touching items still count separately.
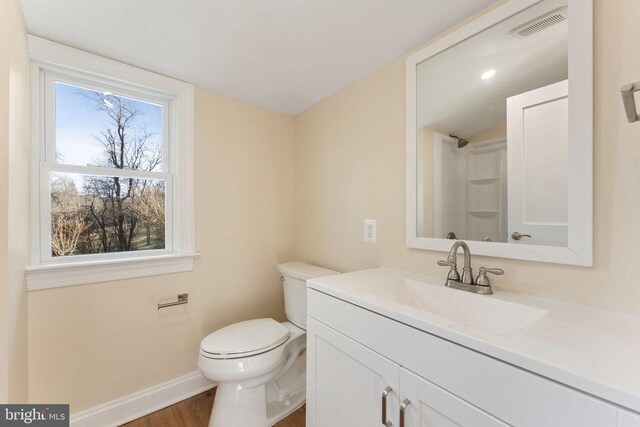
[277,262,338,329]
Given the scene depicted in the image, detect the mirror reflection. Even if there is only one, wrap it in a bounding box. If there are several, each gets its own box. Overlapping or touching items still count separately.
[416,0,568,246]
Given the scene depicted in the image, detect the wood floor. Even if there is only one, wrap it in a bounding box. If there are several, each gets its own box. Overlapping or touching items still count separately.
[121,388,305,427]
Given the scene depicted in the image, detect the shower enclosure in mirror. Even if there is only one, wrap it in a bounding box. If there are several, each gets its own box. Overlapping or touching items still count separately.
[406,0,593,265]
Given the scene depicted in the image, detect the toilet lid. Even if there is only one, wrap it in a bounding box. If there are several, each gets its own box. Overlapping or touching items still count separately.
[200,318,290,358]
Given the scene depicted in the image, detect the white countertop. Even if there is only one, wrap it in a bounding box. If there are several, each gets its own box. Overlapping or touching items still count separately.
[307,267,640,413]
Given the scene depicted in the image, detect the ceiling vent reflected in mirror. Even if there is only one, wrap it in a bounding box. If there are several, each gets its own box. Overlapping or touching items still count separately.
[509,7,568,39]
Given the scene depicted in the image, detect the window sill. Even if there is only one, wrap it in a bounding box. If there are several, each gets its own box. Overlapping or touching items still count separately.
[26,253,199,291]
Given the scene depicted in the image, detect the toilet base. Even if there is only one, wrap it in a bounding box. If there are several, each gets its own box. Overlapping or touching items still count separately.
[209,383,265,427]
[209,380,305,427]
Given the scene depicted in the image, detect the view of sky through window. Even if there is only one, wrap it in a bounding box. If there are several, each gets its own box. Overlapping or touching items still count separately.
[55,81,163,169]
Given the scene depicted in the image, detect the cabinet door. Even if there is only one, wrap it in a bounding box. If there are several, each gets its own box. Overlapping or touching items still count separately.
[620,410,640,427]
[400,368,507,427]
[307,318,400,427]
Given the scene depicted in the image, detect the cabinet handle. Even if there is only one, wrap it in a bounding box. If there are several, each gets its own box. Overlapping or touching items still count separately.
[400,399,411,427]
[382,386,393,426]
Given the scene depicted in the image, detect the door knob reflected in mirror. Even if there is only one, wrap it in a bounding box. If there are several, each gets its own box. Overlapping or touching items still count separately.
[511,232,532,241]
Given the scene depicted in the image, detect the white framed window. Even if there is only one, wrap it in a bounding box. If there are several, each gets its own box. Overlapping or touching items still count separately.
[26,36,196,290]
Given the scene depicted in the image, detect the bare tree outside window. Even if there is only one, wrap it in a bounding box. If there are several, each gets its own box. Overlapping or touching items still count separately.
[50,83,166,257]
[51,175,87,256]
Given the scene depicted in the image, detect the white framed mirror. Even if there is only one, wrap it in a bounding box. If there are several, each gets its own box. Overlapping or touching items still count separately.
[406,0,592,266]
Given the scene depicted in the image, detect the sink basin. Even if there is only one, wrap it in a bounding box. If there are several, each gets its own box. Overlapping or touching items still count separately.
[356,278,547,336]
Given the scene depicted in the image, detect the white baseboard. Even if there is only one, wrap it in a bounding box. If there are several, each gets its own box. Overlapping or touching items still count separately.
[70,372,215,427]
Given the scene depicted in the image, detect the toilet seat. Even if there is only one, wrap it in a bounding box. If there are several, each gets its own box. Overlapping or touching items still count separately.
[200,318,290,359]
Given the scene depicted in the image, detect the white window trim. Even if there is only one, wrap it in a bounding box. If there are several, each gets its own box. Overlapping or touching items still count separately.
[26,36,197,291]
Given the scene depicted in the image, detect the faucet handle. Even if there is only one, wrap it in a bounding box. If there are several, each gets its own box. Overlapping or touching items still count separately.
[474,267,504,288]
[479,267,504,276]
[438,259,460,282]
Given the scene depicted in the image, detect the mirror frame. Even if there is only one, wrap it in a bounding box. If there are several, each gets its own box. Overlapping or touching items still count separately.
[406,0,593,266]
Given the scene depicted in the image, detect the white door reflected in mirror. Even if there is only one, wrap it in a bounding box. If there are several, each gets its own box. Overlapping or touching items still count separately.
[507,80,568,246]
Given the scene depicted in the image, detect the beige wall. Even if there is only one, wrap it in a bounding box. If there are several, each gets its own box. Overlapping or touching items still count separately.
[0,0,11,404]
[27,88,295,412]
[468,121,507,143]
[294,0,640,315]
[0,0,30,403]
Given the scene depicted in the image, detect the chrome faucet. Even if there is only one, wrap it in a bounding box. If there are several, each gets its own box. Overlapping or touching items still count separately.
[438,240,473,285]
[437,240,503,295]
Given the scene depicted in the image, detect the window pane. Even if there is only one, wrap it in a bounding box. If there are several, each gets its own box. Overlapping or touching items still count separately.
[50,172,166,257]
[55,81,163,171]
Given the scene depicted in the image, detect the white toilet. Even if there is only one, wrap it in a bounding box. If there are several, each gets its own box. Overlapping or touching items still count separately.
[198,262,338,427]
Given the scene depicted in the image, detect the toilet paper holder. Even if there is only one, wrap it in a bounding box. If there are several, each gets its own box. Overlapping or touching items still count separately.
[158,293,188,310]
[621,81,640,123]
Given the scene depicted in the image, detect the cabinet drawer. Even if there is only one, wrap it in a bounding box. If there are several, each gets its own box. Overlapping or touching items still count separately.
[309,289,619,426]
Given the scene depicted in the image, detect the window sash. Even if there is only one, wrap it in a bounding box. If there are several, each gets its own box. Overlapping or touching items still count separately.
[40,164,174,264]
[43,72,171,172]
[47,163,169,180]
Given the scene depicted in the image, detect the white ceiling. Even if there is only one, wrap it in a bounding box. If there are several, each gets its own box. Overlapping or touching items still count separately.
[20,0,495,115]
[417,0,568,137]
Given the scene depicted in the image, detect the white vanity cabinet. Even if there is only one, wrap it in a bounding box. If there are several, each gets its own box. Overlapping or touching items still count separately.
[306,288,638,427]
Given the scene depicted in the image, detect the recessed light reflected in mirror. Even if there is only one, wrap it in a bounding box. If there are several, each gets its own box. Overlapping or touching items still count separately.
[481,69,496,80]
